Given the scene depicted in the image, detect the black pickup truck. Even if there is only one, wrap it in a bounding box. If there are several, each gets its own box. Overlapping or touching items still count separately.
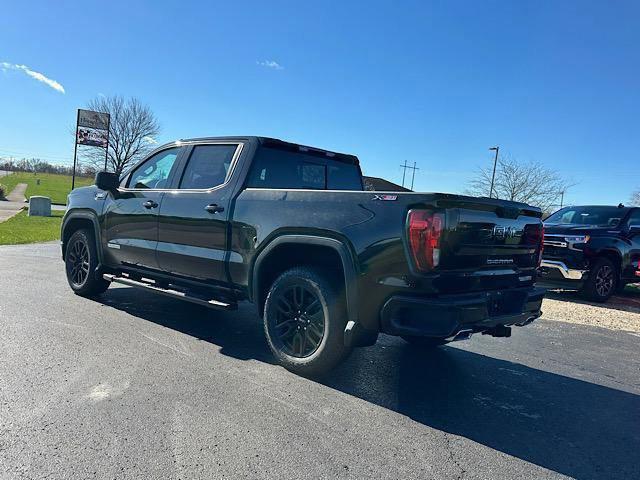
[540,205,640,302]
[62,136,545,375]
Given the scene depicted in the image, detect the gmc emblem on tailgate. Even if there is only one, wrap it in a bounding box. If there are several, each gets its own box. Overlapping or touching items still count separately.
[492,226,520,240]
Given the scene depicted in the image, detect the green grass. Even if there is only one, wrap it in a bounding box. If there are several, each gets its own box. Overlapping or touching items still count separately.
[0,172,93,205]
[0,210,64,245]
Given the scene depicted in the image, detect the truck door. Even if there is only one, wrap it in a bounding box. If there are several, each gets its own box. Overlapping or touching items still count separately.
[156,142,243,284]
[103,147,184,270]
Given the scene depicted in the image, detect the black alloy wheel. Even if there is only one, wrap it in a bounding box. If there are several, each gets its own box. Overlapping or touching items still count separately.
[67,236,90,288]
[263,267,352,376]
[271,284,325,358]
[594,264,615,298]
[64,229,110,296]
[582,257,618,302]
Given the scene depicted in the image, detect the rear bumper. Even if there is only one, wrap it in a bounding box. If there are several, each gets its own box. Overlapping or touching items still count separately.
[380,286,544,338]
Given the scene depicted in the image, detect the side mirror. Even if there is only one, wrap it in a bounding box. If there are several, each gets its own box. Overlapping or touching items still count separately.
[95,171,120,192]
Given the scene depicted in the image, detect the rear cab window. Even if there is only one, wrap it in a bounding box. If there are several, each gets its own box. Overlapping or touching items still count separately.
[247,145,363,190]
[178,144,239,189]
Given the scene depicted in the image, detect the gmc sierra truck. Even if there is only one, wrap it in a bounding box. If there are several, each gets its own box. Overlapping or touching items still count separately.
[62,136,545,375]
[540,204,640,302]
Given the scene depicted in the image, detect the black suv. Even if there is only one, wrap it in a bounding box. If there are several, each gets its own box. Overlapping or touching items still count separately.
[62,136,545,374]
[540,205,640,301]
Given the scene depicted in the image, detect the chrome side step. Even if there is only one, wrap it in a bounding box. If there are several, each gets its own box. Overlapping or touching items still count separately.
[103,274,236,311]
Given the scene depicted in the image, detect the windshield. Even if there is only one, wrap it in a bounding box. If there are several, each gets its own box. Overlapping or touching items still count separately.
[545,206,628,227]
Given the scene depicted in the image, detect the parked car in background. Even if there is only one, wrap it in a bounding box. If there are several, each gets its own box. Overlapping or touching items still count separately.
[61,136,545,375]
[539,205,640,302]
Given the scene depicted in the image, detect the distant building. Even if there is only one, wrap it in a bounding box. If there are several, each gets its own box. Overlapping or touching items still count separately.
[363,176,412,192]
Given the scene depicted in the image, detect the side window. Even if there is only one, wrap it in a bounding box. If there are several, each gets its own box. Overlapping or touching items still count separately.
[248,147,369,190]
[179,144,238,189]
[127,148,180,189]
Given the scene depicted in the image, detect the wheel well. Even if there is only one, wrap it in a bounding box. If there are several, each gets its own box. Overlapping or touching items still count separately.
[595,250,622,276]
[255,243,345,316]
[62,218,95,259]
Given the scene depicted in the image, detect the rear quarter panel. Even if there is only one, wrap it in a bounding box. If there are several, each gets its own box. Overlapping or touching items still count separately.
[231,189,417,323]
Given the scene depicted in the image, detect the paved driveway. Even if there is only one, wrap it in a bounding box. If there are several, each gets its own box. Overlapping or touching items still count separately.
[1,242,638,479]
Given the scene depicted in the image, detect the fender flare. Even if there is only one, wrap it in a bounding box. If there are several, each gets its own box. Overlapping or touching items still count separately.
[61,210,103,264]
[251,234,374,346]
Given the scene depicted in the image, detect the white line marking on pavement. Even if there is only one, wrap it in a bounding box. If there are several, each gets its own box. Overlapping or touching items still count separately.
[139,332,191,356]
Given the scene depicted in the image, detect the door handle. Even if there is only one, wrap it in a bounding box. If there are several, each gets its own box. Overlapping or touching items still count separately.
[143,200,159,209]
[204,204,224,214]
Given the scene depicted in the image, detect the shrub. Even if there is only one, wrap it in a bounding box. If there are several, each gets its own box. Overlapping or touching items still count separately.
[0,184,6,200]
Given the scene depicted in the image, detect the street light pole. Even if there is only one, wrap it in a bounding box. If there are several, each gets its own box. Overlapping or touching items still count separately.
[489,146,499,198]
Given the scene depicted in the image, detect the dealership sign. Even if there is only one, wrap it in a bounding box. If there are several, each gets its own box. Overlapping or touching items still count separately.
[78,109,110,130]
[76,128,108,147]
[75,109,110,149]
[72,108,111,188]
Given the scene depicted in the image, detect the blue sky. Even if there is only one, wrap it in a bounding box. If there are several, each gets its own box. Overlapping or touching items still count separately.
[1,0,638,205]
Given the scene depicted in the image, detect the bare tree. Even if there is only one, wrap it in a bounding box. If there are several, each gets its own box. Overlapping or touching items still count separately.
[466,153,574,214]
[630,189,640,206]
[81,96,160,174]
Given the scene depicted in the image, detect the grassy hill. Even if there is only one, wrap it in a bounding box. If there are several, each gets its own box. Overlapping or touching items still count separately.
[0,210,65,245]
[0,172,93,205]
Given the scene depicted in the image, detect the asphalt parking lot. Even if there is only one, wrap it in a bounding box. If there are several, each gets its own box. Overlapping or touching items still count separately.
[1,242,639,479]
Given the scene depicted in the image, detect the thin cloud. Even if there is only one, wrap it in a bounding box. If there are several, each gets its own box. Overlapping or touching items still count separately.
[1,61,65,93]
[257,60,284,70]
[143,136,158,144]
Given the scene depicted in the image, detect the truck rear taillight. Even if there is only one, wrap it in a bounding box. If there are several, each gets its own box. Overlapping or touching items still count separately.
[408,210,444,272]
[524,223,544,266]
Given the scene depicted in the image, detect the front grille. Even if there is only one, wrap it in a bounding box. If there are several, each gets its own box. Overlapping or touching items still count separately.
[543,236,567,248]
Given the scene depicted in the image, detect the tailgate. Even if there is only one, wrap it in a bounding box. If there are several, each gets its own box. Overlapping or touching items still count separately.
[439,200,542,271]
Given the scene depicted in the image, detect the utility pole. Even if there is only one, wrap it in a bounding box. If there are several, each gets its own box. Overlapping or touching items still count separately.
[488,146,499,198]
[400,160,408,187]
[560,190,565,208]
[410,161,419,190]
[400,161,419,190]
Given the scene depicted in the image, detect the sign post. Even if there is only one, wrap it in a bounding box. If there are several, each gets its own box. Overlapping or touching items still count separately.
[71,109,80,190]
[72,109,111,190]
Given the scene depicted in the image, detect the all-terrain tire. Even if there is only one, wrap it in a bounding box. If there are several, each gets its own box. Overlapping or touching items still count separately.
[263,267,352,376]
[581,257,618,303]
[65,229,110,297]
